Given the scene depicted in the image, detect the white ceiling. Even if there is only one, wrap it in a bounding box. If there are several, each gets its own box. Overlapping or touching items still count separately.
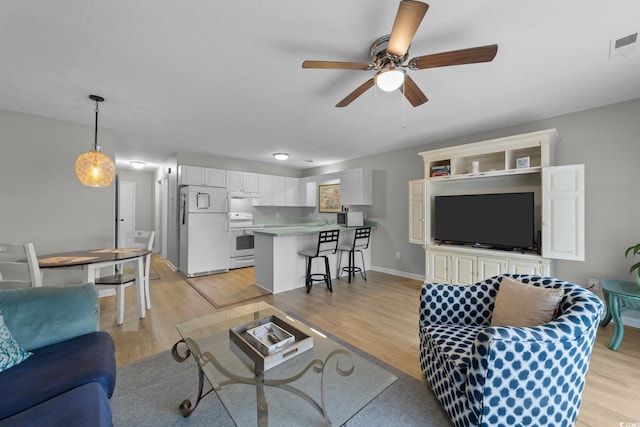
[2,1,640,171]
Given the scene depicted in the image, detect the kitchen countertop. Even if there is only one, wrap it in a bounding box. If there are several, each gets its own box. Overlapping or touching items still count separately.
[254,221,376,237]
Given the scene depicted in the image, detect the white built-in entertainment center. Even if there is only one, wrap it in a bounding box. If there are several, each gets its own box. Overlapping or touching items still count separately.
[409,129,585,285]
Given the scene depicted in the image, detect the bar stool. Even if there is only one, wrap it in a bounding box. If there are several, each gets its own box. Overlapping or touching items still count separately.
[336,227,371,283]
[298,230,340,293]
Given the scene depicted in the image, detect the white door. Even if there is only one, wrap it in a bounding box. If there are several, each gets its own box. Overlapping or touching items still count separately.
[118,180,136,248]
[542,164,585,261]
[451,254,476,285]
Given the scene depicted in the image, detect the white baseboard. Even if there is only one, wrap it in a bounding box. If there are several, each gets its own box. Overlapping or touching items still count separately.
[370,265,425,282]
[96,285,116,298]
[166,261,178,272]
[623,315,640,328]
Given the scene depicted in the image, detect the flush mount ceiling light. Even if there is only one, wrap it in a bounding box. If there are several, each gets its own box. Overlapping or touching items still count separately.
[375,67,405,92]
[273,153,290,160]
[130,161,147,169]
[75,95,115,187]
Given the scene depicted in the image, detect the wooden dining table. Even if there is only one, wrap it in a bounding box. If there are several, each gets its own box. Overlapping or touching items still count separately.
[38,248,151,320]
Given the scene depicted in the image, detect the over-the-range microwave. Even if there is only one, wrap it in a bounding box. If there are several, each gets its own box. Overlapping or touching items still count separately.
[337,211,364,227]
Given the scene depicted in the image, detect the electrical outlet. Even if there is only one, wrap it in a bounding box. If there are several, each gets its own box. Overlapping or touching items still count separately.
[395,251,401,259]
[588,278,600,291]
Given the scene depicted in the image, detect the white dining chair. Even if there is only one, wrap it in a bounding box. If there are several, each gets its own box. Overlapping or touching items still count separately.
[0,242,42,289]
[122,231,155,310]
[96,231,155,325]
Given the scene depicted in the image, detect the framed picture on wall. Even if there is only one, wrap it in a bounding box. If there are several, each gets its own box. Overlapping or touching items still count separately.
[318,184,341,213]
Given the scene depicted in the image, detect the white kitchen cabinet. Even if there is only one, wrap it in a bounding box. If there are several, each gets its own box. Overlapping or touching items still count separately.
[227,171,259,196]
[272,176,286,206]
[303,180,317,207]
[340,168,372,206]
[426,245,550,284]
[285,177,300,206]
[179,165,226,187]
[253,174,274,206]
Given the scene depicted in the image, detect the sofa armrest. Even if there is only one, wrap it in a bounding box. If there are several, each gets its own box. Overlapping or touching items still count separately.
[0,283,99,351]
[419,282,497,329]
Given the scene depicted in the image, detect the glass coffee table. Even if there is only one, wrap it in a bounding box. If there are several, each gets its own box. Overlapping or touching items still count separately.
[173,302,397,426]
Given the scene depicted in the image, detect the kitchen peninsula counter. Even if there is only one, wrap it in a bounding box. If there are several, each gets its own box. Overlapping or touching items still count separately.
[254,222,375,294]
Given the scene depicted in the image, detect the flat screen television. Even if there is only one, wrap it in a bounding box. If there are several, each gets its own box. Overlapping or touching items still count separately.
[433,192,535,250]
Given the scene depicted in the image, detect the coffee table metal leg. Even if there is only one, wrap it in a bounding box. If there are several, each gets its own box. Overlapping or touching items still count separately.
[171,339,215,417]
[173,338,354,425]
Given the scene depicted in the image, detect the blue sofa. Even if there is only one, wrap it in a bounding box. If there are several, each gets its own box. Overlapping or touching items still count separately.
[0,283,116,426]
[419,274,603,427]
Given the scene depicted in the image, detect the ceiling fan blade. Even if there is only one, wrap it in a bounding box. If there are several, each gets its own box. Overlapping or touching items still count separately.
[402,75,428,106]
[387,1,429,57]
[302,60,372,70]
[336,78,375,107]
[409,44,498,70]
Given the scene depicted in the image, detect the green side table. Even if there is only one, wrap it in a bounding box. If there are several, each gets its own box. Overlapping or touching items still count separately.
[599,279,640,351]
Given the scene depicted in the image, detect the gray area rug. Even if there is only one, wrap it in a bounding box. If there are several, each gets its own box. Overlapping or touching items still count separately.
[111,322,452,427]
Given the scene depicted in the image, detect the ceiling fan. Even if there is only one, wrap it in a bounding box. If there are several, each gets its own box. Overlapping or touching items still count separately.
[301,0,498,107]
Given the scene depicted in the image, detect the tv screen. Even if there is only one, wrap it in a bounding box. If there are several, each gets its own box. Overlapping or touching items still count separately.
[434,192,534,250]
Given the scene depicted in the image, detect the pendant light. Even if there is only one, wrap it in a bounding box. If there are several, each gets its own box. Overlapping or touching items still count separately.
[75,95,115,187]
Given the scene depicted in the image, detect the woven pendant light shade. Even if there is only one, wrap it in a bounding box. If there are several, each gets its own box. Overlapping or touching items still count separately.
[75,94,115,187]
[75,149,115,187]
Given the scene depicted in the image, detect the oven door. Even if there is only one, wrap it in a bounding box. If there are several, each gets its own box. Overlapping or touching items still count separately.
[230,228,255,258]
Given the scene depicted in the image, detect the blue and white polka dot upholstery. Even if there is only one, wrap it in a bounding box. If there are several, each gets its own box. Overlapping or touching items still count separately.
[419,274,604,427]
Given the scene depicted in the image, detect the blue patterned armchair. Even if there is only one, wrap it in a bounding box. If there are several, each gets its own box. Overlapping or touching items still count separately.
[419,274,603,427]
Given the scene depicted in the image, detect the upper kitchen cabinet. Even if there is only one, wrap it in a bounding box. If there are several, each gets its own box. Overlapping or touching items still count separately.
[340,168,372,206]
[285,177,300,206]
[300,178,317,208]
[227,171,259,197]
[253,174,274,206]
[178,165,226,187]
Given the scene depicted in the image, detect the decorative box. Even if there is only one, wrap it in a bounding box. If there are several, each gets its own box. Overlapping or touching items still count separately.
[229,315,313,372]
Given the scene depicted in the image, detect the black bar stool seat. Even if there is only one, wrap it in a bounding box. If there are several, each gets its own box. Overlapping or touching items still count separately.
[336,227,371,283]
[298,229,340,293]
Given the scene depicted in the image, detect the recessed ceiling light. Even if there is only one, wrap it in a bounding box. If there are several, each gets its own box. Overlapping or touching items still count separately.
[130,161,147,169]
[273,153,290,160]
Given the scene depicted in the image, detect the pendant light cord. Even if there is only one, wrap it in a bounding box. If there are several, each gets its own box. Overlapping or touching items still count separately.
[93,101,99,151]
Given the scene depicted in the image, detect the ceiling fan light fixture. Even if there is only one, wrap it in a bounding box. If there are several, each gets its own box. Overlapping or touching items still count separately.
[273,153,290,161]
[375,68,405,92]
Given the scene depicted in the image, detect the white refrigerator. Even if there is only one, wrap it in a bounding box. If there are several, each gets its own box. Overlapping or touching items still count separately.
[179,185,230,277]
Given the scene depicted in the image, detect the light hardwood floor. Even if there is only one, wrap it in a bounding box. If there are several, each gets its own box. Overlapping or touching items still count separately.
[100,255,640,426]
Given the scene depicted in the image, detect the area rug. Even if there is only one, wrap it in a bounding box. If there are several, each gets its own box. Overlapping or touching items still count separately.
[111,321,452,427]
[185,271,270,308]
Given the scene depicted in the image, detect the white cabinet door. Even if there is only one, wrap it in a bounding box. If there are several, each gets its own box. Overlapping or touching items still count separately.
[451,254,476,285]
[285,177,300,206]
[243,173,259,194]
[179,165,204,186]
[409,179,426,245]
[509,259,544,275]
[304,180,317,207]
[254,174,273,206]
[340,168,372,205]
[542,164,585,261]
[272,176,286,206]
[428,251,450,283]
[477,256,507,281]
[204,168,226,187]
[226,170,243,192]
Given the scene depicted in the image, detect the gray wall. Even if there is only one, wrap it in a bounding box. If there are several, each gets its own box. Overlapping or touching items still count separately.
[0,109,117,284]
[0,109,116,253]
[305,98,640,287]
